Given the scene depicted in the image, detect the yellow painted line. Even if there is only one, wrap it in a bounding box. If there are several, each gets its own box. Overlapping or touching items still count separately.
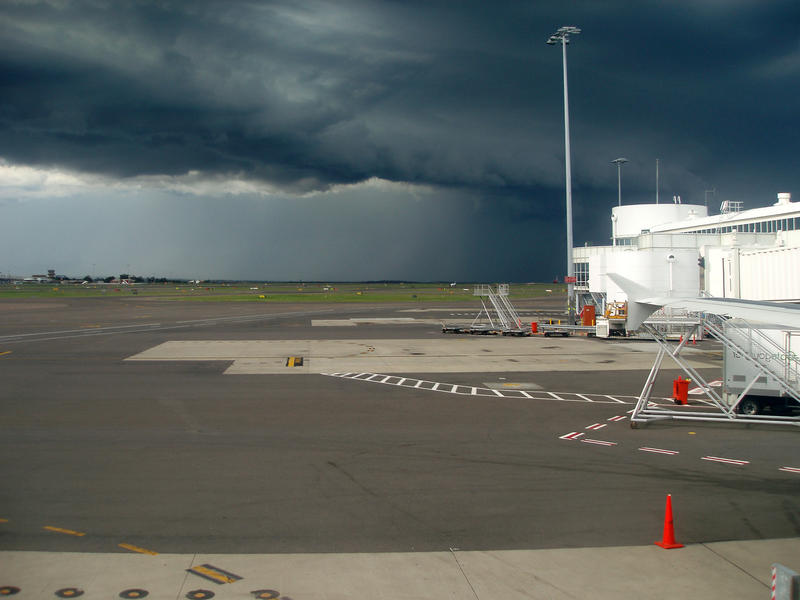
[0,518,8,523]
[286,356,296,367]
[189,565,236,583]
[0,351,11,358]
[119,542,159,555]
[43,526,86,537]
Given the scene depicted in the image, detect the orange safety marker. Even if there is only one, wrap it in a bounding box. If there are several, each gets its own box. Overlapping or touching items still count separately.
[655,494,684,549]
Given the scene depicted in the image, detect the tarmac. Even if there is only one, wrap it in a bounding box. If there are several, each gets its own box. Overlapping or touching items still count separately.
[2,537,798,599]
[1,296,798,599]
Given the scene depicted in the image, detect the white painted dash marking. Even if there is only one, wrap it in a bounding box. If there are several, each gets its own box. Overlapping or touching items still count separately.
[576,393,594,402]
[365,374,380,381]
[779,466,800,474]
[450,384,458,393]
[397,378,407,386]
[585,423,607,430]
[639,447,679,455]
[701,456,749,466]
[471,387,477,395]
[581,438,617,446]
[414,380,423,388]
[380,376,391,383]
[431,382,440,391]
[548,392,565,401]
[519,391,533,399]
[492,389,505,397]
[605,395,626,404]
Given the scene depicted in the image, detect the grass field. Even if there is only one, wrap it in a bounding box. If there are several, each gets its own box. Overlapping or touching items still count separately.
[0,282,567,303]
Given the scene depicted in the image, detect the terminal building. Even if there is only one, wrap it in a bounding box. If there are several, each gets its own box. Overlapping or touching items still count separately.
[573,192,800,316]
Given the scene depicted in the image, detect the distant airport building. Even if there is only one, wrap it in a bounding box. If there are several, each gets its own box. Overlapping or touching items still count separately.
[24,274,52,283]
[574,192,800,313]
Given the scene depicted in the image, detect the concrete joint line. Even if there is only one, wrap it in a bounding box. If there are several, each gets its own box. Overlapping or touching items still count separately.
[700,543,769,589]
[449,549,480,600]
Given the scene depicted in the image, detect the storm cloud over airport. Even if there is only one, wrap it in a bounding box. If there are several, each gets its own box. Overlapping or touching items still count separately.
[1,0,799,280]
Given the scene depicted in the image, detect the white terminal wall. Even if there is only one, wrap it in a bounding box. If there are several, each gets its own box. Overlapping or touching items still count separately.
[612,204,707,238]
[587,244,700,302]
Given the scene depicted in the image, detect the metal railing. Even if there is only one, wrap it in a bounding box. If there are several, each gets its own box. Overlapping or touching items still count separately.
[473,284,523,331]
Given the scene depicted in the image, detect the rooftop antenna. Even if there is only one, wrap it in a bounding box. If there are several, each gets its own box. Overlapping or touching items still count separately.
[655,158,660,205]
[704,188,716,208]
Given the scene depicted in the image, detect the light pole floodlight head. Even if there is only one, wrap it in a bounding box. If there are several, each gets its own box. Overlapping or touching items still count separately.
[546,25,580,44]
[611,157,629,165]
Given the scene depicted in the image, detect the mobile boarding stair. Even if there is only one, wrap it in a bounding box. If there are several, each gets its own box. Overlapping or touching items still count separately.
[632,314,800,427]
[470,284,528,335]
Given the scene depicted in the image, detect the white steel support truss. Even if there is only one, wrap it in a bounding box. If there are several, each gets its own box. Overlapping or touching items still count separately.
[632,320,800,427]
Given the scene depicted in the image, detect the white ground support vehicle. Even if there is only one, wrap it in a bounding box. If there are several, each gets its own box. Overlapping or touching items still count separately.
[721,321,800,415]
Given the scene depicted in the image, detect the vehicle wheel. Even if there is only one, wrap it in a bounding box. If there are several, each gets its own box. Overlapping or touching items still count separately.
[738,398,760,415]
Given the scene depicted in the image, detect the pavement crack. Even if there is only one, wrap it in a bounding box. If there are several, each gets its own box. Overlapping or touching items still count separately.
[325,460,445,534]
[479,551,581,599]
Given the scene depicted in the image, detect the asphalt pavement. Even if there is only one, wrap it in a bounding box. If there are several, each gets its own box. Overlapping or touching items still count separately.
[0,296,798,598]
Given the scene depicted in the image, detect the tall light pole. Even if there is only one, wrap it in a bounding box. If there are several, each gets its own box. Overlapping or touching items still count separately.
[547,26,580,320]
[611,158,628,207]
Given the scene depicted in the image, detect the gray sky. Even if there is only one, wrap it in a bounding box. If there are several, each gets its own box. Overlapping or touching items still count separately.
[1,0,799,281]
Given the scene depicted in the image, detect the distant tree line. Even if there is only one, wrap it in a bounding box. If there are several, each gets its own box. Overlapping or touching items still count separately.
[80,275,185,284]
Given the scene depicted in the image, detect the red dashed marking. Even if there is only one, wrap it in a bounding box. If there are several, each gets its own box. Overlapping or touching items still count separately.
[779,466,800,474]
[581,438,617,447]
[701,456,749,466]
[585,423,607,430]
[559,431,585,440]
[688,379,723,395]
[607,415,626,422]
[639,447,679,455]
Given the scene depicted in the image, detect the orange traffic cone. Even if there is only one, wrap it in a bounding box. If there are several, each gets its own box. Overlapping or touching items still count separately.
[655,494,684,549]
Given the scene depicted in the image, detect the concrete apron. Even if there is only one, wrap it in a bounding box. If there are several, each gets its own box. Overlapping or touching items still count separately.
[125,337,718,375]
[2,538,798,599]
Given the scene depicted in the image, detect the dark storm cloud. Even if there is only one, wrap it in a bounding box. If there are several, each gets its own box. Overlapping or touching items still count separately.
[2,0,794,192]
[1,0,800,279]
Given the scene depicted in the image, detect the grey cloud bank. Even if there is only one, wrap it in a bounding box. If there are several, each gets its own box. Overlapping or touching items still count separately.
[1,0,798,280]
